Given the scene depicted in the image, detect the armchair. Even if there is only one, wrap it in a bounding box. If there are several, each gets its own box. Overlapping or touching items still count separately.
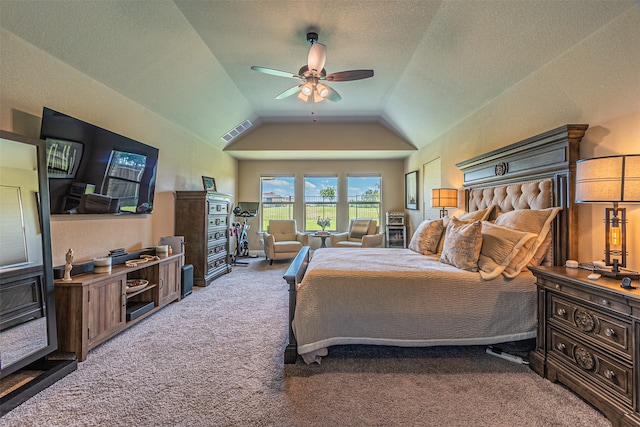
[263,220,308,264]
[329,219,384,248]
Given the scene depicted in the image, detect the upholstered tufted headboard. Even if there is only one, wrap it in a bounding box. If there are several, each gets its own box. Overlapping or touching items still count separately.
[456,125,588,266]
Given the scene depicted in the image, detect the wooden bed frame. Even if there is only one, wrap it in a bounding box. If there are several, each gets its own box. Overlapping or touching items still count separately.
[283,124,588,364]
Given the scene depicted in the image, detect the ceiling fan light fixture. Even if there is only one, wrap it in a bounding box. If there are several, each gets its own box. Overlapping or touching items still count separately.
[313,90,325,103]
[307,43,326,74]
[316,83,329,98]
[301,83,313,96]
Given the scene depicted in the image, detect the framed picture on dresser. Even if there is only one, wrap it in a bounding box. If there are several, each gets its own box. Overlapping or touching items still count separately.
[202,176,216,192]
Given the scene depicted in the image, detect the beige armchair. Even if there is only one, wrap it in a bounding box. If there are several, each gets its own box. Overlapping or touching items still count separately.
[263,220,309,264]
[329,219,384,248]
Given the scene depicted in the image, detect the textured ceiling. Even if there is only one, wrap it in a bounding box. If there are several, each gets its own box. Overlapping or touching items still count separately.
[0,0,635,160]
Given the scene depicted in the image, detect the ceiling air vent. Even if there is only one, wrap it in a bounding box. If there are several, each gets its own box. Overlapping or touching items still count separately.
[221,120,252,143]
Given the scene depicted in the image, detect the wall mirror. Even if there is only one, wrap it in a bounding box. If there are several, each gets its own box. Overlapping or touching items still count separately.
[0,130,57,378]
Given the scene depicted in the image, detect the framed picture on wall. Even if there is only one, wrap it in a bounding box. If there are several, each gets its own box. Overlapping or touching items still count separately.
[202,176,216,192]
[405,171,418,210]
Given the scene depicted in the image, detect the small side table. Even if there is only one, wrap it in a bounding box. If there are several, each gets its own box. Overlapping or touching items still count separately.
[312,233,330,248]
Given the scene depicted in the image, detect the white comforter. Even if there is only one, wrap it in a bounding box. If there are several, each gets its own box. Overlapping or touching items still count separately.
[292,248,537,363]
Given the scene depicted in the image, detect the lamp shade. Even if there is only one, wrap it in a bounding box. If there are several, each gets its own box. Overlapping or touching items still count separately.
[431,188,458,208]
[576,154,640,203]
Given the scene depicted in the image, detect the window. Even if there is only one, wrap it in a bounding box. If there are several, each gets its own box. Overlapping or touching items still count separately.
[348,175,381,224]
[102,150,147,213]
[304,176,337,231]
[261,176,294,230]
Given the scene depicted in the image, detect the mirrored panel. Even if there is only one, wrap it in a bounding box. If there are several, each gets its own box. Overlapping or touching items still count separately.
[0,131,56,377]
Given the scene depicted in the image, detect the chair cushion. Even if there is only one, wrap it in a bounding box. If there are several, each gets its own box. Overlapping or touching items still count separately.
[273,241,303,253]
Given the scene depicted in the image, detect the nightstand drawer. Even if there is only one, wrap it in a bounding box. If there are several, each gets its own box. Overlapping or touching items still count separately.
[549,329,632,403]
[549,294,631,357]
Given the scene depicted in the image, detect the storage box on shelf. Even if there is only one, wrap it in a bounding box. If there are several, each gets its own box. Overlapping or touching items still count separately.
[530,266,640,427]
[54,253,183,362]
[385,212,406,248]
[174,191,232,286]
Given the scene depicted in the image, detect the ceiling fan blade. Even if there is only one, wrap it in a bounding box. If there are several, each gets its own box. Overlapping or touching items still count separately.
[324,69,374,82]
[275,85,302,100]
[324,85,342,102]
[251,66,301,79]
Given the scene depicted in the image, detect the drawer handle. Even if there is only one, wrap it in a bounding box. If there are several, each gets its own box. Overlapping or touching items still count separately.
[604,328,616,337]
[557,308,566,316]
[555,284,561,290]
[601,299,610,306]
[604,369,616,380]
[556,343,566,352]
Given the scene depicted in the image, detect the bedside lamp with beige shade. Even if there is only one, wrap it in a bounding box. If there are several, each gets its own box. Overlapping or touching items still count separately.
[575,154,640,279]
[431,188,458,218]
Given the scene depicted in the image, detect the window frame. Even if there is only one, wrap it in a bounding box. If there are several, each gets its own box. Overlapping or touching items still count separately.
[304,175,338,232]
[260,175,295,231]
[347,174,382,225]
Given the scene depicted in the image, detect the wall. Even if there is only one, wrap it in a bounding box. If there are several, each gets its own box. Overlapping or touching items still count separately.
[0,29,237,266]
[237,159,405,251]
[405,7,640,271]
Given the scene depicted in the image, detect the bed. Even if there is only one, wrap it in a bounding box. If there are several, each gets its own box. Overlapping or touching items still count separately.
[284,124,588,364]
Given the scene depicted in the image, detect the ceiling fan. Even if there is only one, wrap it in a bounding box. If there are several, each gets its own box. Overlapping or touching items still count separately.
[251,32,374,103]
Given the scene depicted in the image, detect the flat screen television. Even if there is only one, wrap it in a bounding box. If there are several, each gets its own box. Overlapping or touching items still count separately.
[40,107,159,215]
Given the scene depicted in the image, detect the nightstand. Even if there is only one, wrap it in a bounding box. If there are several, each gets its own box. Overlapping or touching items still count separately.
[529,265,640,427]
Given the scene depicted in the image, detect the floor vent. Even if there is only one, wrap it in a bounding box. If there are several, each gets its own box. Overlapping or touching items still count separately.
[221,120,252,143]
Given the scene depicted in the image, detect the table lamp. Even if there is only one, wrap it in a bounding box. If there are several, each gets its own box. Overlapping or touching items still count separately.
[575,154,640,279]
[431,188,458,218]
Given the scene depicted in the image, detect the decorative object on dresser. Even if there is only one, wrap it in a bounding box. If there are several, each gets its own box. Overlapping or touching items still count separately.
[54,252,183,362]
[201,176,216,192]
[0,131,77,416]
[575,154,640,280]
[385,212,406,248]
[431,188,458,218]
[529,266,640,427]
[174,191,232,286]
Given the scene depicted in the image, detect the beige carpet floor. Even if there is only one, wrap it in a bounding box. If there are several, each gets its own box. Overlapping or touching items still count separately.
[0,255,611,426]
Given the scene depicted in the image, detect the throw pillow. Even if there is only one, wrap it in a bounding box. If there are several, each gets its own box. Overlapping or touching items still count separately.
[458,205,495,222]
[408,219,444,254]
[440,218,482,271]
[478,222,538,280]
[494,207,562,277]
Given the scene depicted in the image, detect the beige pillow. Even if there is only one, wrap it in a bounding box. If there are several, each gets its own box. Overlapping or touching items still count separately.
[495,207,562,277]
[440,218,482,271]
[478,222,538,280]
[458,205,495,222]
[408,219,444,254]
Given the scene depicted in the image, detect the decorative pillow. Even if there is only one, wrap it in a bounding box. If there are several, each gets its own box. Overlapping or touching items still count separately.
[458,205,495,222]
[349,220,371,239]
[478,222,537,280]
[494,207,562,277]
[440,218,482,271]
[408,219,444,254]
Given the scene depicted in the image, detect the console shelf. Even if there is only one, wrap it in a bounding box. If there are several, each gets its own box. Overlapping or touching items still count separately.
[54,253,183,362]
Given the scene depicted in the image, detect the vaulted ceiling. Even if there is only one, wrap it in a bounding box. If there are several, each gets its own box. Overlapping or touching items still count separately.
[0,1,635,160]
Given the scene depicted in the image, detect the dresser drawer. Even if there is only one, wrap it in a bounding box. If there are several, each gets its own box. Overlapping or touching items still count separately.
[207,241,227,258]
[207,215,228,229]
[207,254,228,276]
[208,200,229,215]
[549,293,631,357]
[207,229,227,242]
[547,280,631,316]
[548,328,632,403]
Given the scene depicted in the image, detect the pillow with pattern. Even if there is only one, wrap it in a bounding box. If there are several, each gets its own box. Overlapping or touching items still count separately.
[494,207,562,277]
[408,219,444,254]
[440,217,482,271]
[478,221,537,280]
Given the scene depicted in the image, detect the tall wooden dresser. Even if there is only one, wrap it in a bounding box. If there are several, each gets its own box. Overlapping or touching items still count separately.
[175,191,232,286]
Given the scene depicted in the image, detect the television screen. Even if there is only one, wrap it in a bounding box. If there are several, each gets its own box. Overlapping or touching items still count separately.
[40,107,159,215]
